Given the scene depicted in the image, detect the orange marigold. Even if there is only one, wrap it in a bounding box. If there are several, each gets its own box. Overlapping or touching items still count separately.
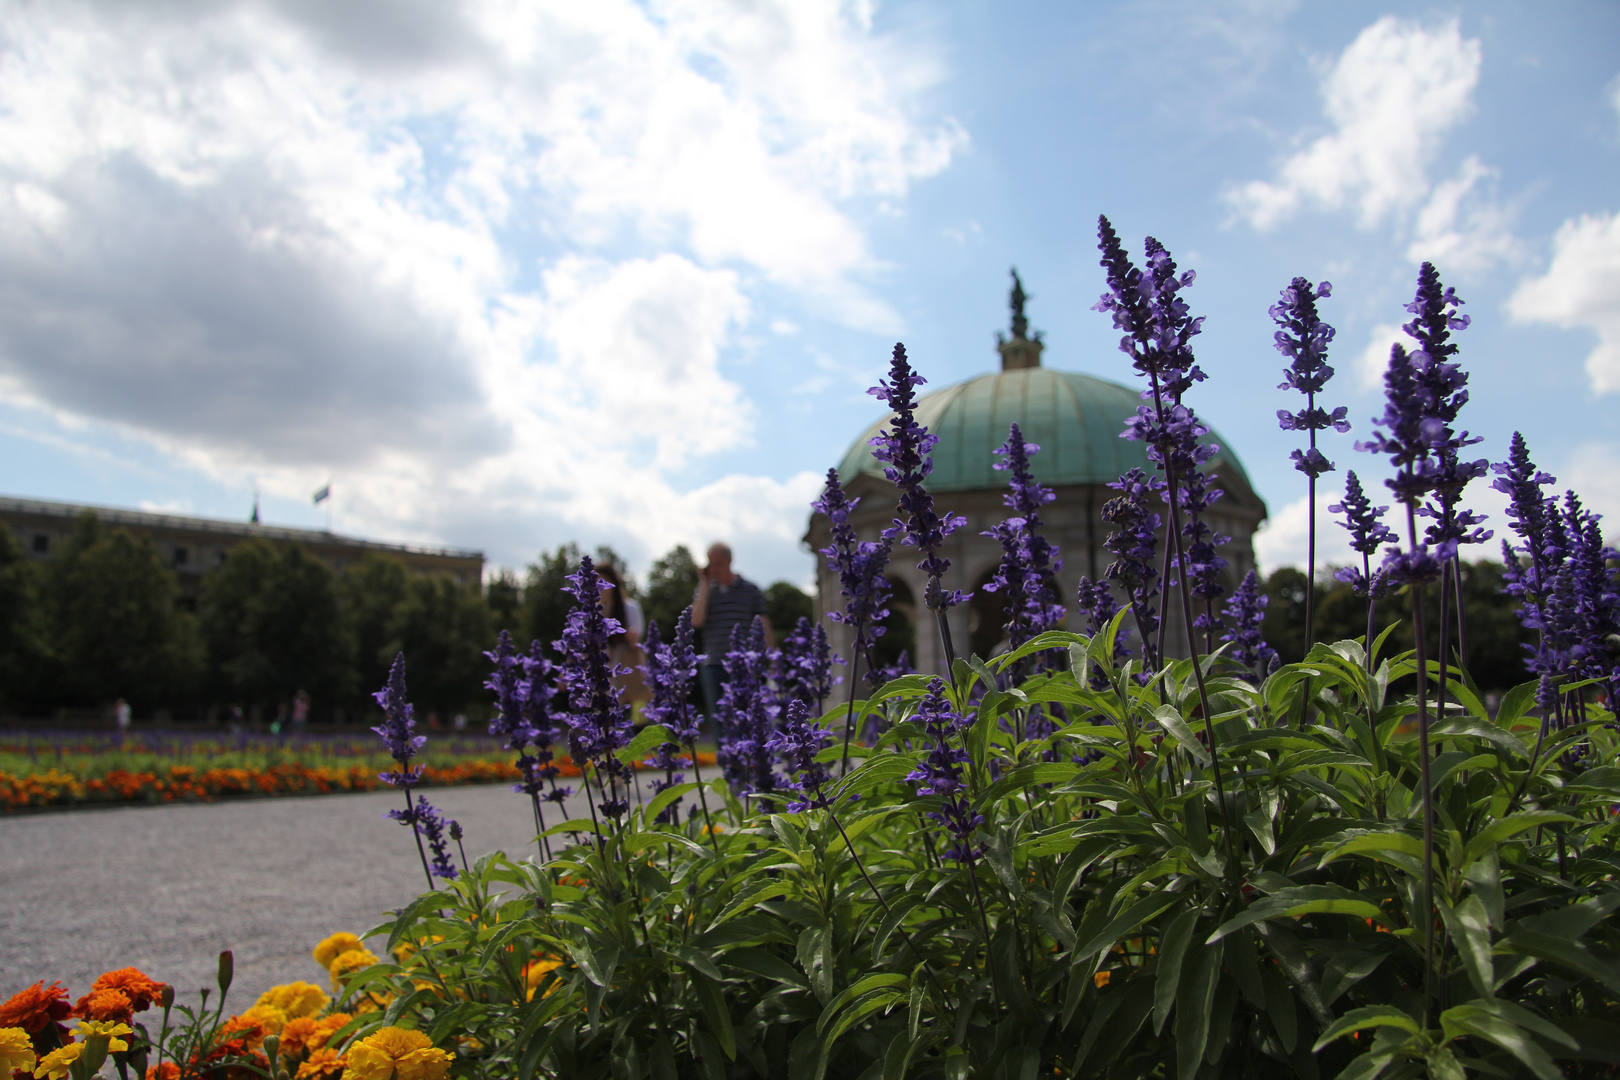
[0,984,71,1052]
[295,1047,346,1080]
[87,969,166,1013]
[145,1063,180,1080]
[72,989,133,1025]
[306,1014,352,1054]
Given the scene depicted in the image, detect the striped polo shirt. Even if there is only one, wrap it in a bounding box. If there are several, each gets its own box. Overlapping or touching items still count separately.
[696,576,766,665]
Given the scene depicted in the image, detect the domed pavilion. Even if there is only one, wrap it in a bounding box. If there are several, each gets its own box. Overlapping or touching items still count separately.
[807,273,1268,677]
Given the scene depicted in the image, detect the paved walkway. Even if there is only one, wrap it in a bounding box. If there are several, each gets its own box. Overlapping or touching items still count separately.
[0,781,652,1009]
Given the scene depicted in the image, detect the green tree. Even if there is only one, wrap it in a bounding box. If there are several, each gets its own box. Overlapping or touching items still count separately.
[394,574,493,720]
[200,539,352,715]
[486,569,522,636]
[341,552,409,708]
[49,511,199,708]
[643,544,699,638]
[0,526,53,713]
[519,544,581,654]
[764,580,813,636]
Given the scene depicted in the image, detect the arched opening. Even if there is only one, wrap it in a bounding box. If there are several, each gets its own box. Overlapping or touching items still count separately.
[869,574,916,676]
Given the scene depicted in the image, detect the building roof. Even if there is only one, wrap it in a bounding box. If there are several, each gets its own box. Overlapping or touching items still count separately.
[0,494,482,562]
[836,366,1256,494]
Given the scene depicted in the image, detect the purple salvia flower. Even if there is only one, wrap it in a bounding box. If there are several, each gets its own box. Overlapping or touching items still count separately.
[869,343,970,622]
[814,469,894,669]
[519,639,568,803]
[556,555,634,819]
[904,678,984,863]
[1171,440,1230,649]
[640,619,688,821]
[982,423,1067,654]
[1220,570,1277,679]
[765,699,833,813]
[643,606,702,745]
[1329,471,1396,598]
[1273,276,1348,479]
[372,651,425,787]
[388,797,459,880]
[777,616,838,714]
[715,616,777,795]
[1100,468,1164,668]
[866,650,913,690]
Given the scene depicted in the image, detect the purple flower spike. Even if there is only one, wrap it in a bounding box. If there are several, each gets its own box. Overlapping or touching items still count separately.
[1329,471,1397,598]
[777,616,838,713]
[1101,468,1165,666]
[715,617,777,796]
[1272,275,1347,479]
[389,797,459,880]
[373,652,425,787]
[869,343,970,615]
[644,607,702,744]
[982,423,1066,654]
[814,469,894,667]
[520,640,568,803]
[1220,571,1277,678]
[904,679,984,863]
[557,555,634,819]
[1491,432,1556,555]
[766,700,833,813]
[1075,575,1126,689]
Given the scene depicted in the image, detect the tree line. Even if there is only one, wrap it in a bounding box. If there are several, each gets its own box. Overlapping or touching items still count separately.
[0,512,814,722]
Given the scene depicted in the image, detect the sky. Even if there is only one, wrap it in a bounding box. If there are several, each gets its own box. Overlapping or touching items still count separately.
[0,0,1616,590]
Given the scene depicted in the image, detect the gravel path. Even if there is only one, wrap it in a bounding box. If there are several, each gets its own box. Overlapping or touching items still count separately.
[0,781,658,1009]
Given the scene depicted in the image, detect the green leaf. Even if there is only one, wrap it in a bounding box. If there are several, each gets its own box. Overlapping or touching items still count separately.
[1174,940,1221,1080]
[821,973,909,1031]
[722,948,810,991]
[1463,811,1577,868]
[1498,931,1620,994]
[1312,1005,1422,1050]
[645,781,700,825]
[822,990,908,1050]
[1074,892,1183,960]
[1440,1006,1562,1080]
[614,723,677,765]
[1437,895,1493,1000]
[1319,944,1391,1007]
[1154,706,1210,766]
[1208,885,1387,942]
[1153,909,1199,1035]
[694,973,737,1061]
[670,943,725,983]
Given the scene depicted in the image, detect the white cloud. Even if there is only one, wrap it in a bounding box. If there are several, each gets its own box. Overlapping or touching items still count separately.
[1253,487,1358,576]
[1354,321,1408,390]
[1405,155,1518,273]
[0,0,964,577]
[1507,212,1620,394]
[1228,17,1480,230]
[1561,441,1620,527]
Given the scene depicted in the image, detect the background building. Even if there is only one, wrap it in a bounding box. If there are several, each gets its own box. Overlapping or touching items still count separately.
[1,495,483,608]
[808,278,1268,677]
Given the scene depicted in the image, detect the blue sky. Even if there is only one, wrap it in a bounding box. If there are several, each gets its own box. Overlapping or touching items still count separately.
[0,1,1616,589]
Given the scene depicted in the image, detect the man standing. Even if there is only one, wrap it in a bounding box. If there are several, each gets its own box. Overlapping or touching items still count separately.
[691,542,770,716]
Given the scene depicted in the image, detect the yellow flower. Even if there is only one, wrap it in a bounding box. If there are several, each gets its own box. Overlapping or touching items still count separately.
[345,1028,453,1080]
[235,1005,289,1038]
[255,983,330,1020]
[0,1027,38,1075]
[33,1044,82,1080]
[522,957,564,1002]
[313,933,363,970]
[74,1019,133,1052]
[328,948,380,989]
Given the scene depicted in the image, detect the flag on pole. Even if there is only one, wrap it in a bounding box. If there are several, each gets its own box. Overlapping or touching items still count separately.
[312,484,331,505]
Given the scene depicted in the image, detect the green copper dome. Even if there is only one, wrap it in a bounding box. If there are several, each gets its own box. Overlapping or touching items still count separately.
[837,366,1254,493]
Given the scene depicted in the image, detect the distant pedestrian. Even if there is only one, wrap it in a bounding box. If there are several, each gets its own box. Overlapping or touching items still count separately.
[114,698,131,734]
[291,691,310,730]
[691,542,771,715]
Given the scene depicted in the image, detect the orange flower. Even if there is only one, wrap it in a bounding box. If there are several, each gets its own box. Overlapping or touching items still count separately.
[71,989,133,1025]
[86,969,166,1013]
[0,984,72,1052]
[145,1063,180,1080]
[295,1047,346,1080]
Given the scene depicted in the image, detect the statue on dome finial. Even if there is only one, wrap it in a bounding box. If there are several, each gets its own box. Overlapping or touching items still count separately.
[1009,267,1029,341]
[996,267,1044,370]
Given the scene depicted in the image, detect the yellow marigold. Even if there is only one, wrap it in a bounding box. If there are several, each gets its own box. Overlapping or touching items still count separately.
[295,1047,346,1080]
[345,1028,452,1080]
[390,936,444,963]
[313,933,363,970]
[237,1005,288,1038]
[255,983,330,1020]
[33,1043,81,1080]
[0,1027,37,1075]
[75,1020,133,1052]
[328,948,379,989]
[522,957,564,1002]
